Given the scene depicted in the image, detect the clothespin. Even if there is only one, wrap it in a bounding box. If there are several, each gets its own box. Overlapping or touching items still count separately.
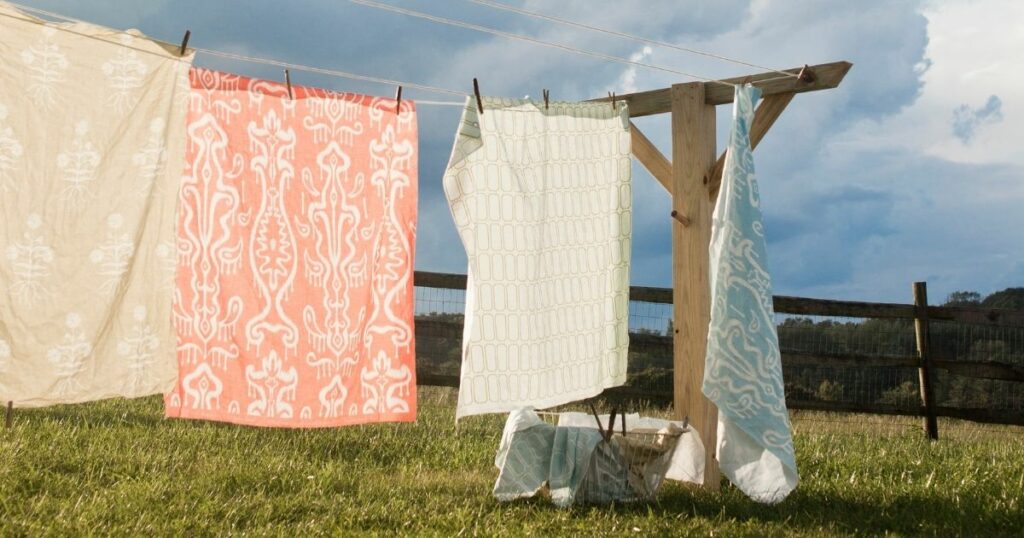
[179,30,190,57]
[284,69,293,100]
[742,75,753,86]
[607,408,617,442]
[670,209,691,227]
[394,85,402,115]
[543,89,550,110]
[608,91,617,110]
[797,64,816,84]
[472,78,484,114]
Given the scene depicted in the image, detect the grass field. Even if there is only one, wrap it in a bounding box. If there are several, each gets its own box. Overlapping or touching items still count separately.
[1,387,1021,536]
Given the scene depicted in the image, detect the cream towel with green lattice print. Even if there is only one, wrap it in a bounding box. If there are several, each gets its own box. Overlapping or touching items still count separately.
[443,97,632,418]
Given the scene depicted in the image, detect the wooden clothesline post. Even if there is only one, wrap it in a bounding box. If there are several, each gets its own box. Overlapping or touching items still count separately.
[590,60,852,490]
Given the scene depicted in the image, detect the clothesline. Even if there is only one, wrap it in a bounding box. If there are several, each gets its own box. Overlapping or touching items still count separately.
[7,0,809,109]
[466,0,799,80]
[5,1,468,104]
[348,0,741,87]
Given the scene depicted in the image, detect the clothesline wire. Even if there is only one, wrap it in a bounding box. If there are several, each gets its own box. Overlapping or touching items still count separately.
[4,1,469,103]
[466,0,799,80]
[346,0,739,87]
[6,0,790,106]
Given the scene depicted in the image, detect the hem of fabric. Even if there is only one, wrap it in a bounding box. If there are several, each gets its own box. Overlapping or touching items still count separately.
[3,380,177,409]
[456,372,628,420]
[718,411,798,476]
[164,407,417,428]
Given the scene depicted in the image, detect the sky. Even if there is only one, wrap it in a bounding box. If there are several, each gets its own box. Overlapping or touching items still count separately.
[12,0,1023,304]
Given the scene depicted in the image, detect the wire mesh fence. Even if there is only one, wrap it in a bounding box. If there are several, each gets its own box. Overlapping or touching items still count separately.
[413,275,1024,425]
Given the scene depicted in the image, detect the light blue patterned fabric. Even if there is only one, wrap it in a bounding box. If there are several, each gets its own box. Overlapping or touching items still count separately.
[493,409,645,507]
[702,85,798,504]
[493,409,555,502]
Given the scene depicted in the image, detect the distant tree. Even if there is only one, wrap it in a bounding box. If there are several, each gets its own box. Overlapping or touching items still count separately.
[816,380,844,402]
[945,291,982,306]
[982,287,1024,310]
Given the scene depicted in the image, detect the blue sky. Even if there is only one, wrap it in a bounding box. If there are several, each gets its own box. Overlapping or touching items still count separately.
[15,0,1023,303]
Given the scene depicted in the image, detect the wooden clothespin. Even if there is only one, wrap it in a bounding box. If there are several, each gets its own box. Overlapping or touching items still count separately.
[472,78,484,114]
[608,91,617,110]
[179,30,191,57]
[797,64,816,84]
[671,209,691,227]
[284,69,293,100]
[395,85,403,115]
[742,75,753,86]
[543,89,550,110]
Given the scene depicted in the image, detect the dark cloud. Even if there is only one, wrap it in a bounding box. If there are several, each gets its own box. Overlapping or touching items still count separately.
[952,95,1003,144]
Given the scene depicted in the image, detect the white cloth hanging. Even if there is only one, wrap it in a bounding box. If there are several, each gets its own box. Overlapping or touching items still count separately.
[703,84,798,503]
[443,97,632,418]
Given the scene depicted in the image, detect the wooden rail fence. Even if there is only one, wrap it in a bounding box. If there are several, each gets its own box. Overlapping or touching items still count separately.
[412,271,1024,435]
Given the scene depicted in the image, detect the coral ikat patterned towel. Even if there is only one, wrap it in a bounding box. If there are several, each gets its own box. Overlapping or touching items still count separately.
[165,69,417,427]
[0,3,192,406]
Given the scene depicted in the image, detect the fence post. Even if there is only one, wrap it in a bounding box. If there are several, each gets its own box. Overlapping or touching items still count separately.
[913,282,939,440]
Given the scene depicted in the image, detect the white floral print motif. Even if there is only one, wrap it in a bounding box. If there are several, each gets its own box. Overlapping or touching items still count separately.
[57,121,101,205]
[21,26,68,110]
[245,350,299,418]
[117,306,161,390]
[132,118,168,195]
[359,351,413,414]
[102,34,148,114]
[6,213,54,306]
[0,103,24,193]
[89,213,135,294]
[46,313,92,396]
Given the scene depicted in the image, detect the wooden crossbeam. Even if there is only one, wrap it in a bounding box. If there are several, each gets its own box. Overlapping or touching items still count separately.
[589,61,851,117]
[629,121,672,192]
[707,92,795,198]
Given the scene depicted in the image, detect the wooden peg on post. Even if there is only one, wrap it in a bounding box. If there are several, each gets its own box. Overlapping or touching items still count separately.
[284,69,293,100]
[797,64,816,84]
[670,209,691,227]
[395,85,403,114]
[179,30,190,57]
[473,78,484,114]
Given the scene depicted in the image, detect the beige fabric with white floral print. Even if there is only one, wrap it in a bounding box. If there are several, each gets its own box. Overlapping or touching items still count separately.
[0,2,193,406]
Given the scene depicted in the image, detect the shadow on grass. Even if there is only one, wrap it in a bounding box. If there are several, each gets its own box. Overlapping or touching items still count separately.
[547,482,1013,535]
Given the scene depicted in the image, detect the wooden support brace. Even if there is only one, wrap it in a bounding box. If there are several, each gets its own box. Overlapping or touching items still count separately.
[671,82,719,490]
[707,92,795,198]
[629,121,673,193]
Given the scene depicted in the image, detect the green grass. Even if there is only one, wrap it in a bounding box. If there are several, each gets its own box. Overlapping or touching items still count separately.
[1,388,1021,536]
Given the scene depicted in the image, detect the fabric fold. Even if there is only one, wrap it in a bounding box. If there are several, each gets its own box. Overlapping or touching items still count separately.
[164,69,417,427]
[703,84,798,503]
[443,97,633,419]
[0,2,192,406]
